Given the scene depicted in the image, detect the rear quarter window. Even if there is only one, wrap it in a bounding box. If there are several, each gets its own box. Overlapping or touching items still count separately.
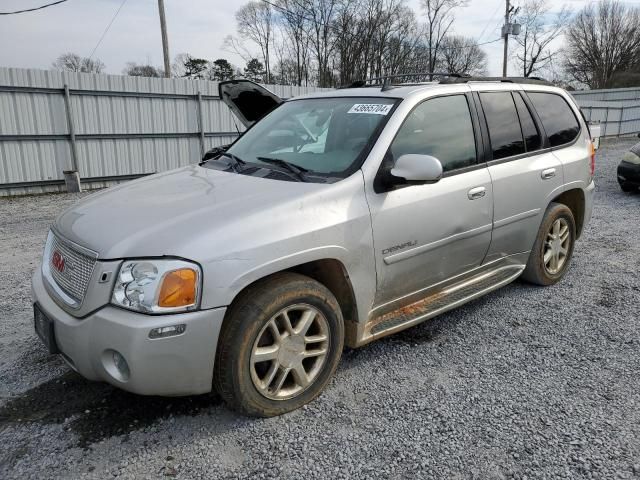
[527,92,581,148]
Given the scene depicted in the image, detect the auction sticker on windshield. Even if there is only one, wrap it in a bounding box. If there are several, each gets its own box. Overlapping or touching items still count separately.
[348,104,393,115]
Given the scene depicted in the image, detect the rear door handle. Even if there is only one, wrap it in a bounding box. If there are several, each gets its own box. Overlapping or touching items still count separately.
[468,186,486,200]
[541,168,556,180]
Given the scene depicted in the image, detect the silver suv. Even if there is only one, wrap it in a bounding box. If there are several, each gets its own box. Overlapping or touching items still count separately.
[32,77,597,416]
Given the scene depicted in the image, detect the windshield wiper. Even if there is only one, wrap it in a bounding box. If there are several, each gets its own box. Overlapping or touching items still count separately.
[256,157,309,182]
[220,152,247,173]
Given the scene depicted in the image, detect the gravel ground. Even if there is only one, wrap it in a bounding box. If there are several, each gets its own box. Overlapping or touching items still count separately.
[1,138,639,479]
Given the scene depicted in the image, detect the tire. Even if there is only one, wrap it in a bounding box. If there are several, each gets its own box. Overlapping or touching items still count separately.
[521,202,576,286]
[620,182,634,193]
[213,272,344,417]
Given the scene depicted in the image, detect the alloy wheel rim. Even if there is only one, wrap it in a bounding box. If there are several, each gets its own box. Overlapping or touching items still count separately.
[250,304,330,400]
[543,218,570,275]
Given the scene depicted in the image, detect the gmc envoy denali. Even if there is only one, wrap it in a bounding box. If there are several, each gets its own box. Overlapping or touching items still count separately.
[32,76,597,416]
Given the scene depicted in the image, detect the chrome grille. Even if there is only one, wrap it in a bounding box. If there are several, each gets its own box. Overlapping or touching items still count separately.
[45,232,97,304]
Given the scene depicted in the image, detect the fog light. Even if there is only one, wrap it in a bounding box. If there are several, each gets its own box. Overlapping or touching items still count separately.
[149,324,186,339]
[112,351,130,379]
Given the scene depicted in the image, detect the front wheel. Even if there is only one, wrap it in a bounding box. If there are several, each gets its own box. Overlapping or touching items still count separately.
[522,202,576,286]
[620,182,635,193]
[213,273,344,417]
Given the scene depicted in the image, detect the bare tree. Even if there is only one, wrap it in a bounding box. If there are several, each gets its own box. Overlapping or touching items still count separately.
[420,0,468,76]
[512,0,570,78]
[564,0,640,88]
[303,0,340,87]
[380,7,424,76]
[52,53,105,74]
[275,0,312,86]
[236,1,274,83]
[439,35,487,75]
[222,35,255,65]
[227,0,476,87]
[170,53,189,77]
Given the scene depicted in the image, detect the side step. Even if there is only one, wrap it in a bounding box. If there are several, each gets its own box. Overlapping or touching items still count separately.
[362,265,524,343]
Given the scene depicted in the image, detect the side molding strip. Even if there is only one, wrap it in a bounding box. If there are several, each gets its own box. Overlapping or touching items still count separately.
[493,208,540,229]
[383,223,493,265]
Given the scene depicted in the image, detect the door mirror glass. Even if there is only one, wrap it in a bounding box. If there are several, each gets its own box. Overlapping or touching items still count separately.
[390,154,443,184]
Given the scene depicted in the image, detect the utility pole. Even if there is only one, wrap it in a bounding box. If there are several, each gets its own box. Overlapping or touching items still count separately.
[502,0,510,77]
[158,0,171,78]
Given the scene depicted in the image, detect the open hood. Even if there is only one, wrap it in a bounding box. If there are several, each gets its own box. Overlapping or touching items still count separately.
[219,80,283,128]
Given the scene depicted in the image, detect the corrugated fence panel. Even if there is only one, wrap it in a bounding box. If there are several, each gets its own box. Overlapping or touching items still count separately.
[202,99,244,134]
[621,106,640,135]
[76,137,202,178]
[0,140,70,183]
[573,87,640,102]
[0,91,68,135]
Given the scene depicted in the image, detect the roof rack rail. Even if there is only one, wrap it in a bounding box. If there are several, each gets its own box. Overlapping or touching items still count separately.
[343,72,464,90]
[342,73,554,90]
[439,76,553,86]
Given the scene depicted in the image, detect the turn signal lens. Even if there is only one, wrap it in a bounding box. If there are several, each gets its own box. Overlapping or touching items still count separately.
[158,269,198,308]
[589,140,596,178]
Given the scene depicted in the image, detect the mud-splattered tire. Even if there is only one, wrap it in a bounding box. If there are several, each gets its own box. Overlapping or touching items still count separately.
[213,272,344,417]
[522,202,576,286]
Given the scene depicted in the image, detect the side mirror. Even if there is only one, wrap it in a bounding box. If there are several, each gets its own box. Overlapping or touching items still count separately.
[390,154,443,184]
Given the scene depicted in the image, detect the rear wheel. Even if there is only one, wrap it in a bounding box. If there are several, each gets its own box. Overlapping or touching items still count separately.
[213,273,344,417]
[522,202,576,286]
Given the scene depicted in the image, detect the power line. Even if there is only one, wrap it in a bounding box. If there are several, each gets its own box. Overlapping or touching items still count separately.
[0,0,69,15]
[478,0,504,42]
[88,0,129,60]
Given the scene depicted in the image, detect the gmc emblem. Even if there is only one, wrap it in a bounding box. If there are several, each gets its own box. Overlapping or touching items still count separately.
[52,250,65,273]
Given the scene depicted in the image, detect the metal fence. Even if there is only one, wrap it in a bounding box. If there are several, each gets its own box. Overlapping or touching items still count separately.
[1,67,639,196]
[572,87,640,137]
[0,67,328,196]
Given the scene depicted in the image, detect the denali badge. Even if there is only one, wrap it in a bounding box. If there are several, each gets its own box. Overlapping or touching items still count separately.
[51,250,65,273]
[382,241,417,255]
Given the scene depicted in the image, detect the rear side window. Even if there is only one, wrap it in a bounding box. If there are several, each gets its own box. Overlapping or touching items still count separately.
[390,95,477,172]
[527,92,581,147]
[479,92,525,160]
[513,93,541,152]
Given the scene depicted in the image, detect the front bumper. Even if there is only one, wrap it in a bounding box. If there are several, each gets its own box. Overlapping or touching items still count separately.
[32,267,226,396]
[617,160,640,187]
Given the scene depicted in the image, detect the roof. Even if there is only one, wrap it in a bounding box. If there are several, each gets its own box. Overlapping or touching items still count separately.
[291,76,557,101]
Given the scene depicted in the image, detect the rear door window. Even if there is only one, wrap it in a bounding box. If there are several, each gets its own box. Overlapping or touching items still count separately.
[479,92,525,160]
[527,92,581,147]
[513,93,542,152]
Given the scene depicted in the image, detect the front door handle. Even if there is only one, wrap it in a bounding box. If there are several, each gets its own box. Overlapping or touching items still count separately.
[468,186,486,200]
[541,168,556,180]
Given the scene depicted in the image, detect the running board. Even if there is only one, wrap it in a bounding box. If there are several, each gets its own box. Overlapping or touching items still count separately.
[360,265,524,344]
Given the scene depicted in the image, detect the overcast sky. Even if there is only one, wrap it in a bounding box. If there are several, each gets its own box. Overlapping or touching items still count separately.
[0,0,627,78]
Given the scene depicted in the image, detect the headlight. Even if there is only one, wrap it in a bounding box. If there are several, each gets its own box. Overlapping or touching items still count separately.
[112,259,201,313]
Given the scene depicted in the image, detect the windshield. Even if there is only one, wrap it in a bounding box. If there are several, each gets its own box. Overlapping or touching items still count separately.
[226,97,398,177]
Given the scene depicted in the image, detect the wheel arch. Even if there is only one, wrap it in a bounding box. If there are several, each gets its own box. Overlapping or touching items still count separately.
[224,258,360,348]
[550,188,586,238]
